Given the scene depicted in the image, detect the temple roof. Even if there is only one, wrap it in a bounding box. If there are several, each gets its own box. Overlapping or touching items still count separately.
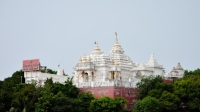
[147,54,163,68]
[176,62,183,70]
[74,33,164,72]
[171,67,178,73]
[110,33,124,54]
[147,54,158,66]
[91,43,103,56]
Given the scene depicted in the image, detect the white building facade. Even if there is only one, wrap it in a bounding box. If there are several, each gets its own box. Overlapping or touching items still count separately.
[73,34,164,88]
[24,69,69,86]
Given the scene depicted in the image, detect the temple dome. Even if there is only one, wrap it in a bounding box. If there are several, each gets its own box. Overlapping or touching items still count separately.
[110,35,124,54]
[91,43,103,55]
[82,55,87,61]
[87,57,92,61]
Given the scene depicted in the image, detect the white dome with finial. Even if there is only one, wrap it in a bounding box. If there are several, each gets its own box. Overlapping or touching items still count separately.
[81,55,87,62]
[91,42,103,56]
[110,32,124,54]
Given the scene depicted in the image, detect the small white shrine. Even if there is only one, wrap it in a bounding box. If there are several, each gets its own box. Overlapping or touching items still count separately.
[165,63,184,79]
[73,33,164,88]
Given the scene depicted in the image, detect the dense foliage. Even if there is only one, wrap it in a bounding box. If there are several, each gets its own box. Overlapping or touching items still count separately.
[133,68,200,112]
[89,96,128,112]
[40,68,57,74]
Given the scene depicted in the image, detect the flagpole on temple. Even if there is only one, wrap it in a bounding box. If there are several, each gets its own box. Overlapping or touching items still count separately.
[115,32,117,38]
[58,64,60,69]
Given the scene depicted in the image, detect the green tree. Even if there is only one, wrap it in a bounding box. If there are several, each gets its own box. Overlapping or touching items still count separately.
[62,77,79,98]
[77,92,95,112]
[184,68,200,77]
[35,77,79,112]
[41,69,57,74]
[51,92,77,112]
[147,82,173,99]
[174,75,200,111]
[35,90,54,112]
[136,75,163,100]
[159,91,180,111]
[9,100,21,112]
[133,96,161,112]
[89,96,127,112]
[0,70,24,111]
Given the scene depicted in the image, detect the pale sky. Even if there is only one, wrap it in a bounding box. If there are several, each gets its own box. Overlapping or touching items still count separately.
[0,0,200,80]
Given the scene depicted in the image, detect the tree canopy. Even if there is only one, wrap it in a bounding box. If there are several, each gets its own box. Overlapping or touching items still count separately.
[133,68,200,112]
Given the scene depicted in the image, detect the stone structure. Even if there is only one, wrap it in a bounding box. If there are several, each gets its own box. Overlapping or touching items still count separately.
[24,69,69,86]
[165,63,184,80]
[73,33,164,107]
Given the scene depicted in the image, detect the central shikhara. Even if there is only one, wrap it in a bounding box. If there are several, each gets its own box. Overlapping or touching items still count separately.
[73,33,164,88]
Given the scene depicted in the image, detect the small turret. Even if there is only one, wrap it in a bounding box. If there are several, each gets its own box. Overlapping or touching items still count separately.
[57,69,61,75]
[148,54,158,65]
[91,42,103,55]
[176,62,183,70]
[82,55,87,62]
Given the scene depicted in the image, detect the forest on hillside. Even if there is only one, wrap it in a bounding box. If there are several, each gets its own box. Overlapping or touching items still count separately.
[0,68,200,112]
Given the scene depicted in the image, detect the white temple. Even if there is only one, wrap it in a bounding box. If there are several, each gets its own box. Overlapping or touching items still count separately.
[165,63,184,80]
[73,33,164,88]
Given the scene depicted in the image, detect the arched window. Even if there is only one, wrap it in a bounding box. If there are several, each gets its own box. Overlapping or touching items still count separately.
[91,72,94,81]
[84,73,89,82]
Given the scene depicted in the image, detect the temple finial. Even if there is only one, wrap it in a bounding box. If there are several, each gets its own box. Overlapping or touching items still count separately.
[115,32,117,37]
[115,32,118,44]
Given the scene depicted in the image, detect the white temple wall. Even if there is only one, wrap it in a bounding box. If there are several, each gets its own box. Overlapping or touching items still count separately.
[24,71,69,86]
[120,70,132,81]
[139,71,153,77]
[152,68,164,76]
[140,71,147,77]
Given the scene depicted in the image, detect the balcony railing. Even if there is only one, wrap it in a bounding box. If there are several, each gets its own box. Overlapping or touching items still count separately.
[76,80,137,88]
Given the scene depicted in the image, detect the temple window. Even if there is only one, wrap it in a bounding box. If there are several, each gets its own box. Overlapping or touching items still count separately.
[92,72,94,81]
[84,73,88,82]
[110,71,115,80]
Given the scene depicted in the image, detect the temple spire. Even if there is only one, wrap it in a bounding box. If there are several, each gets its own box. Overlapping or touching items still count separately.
[110,32,124,54]
[148,53,158,66]
[115,32,119,44]
[91,42,103,55]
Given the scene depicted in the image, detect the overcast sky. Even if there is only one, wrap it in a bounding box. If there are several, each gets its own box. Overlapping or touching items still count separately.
[0,0,200,80]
